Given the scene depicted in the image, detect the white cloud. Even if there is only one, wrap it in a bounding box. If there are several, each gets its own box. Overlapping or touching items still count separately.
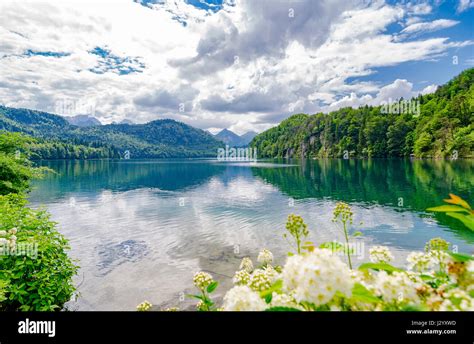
[321,78,439,112]
[458,0,474,12]
[400,19,460,36]
[421,84,438,95]
[0,0,471,134]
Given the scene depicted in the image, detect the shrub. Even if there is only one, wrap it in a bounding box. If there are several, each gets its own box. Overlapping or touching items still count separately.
[0,132,48,195]
[0,193,78,311]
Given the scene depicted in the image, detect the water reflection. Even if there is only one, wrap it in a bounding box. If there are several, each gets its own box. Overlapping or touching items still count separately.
[28,159,474,310]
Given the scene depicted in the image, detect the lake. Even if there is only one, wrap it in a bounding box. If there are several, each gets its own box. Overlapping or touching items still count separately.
[28,159,474,310]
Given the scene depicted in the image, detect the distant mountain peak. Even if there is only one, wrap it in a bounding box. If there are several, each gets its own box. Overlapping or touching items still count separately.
[240,131,258,145]
[66,115,102,127]
[214,128,257,147]
[112,119,134,125]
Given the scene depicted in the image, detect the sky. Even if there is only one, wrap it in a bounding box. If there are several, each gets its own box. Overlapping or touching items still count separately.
[0,0,473,134]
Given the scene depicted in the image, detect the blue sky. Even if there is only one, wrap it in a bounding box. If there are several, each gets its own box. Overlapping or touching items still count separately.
[361,0,474,89]
[0,0,472,134]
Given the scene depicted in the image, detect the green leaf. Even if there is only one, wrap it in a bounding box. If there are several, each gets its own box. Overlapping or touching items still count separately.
[400,304,429,311]
[319,241,344,251]
[264,293,272,304]
[358,262,403,273]
[443,194,471,210]
[351,283,380,304]
[206,281,218,294]
[446,213,474,231]
[448,252,474,262]
[265,307,302,312]
[352,231,363,237]
[426,205,470,213]
[186,294,204,301]
[260,279,283,299]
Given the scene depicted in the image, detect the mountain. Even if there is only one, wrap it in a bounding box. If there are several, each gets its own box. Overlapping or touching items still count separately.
[66,115,102,127]
[112,119,134,125]
[214,129,257,146]
[0,106,223,159]
[215,128,245,147]
[240,131,258,145]
[251,68,474,159]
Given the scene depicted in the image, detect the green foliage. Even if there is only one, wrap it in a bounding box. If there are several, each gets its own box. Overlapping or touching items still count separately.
[0,131,77,311]
[427,194,474,231]
[358,262,403,273]
[0,106,223,159]
[0,278,7,303]
[332,202,359,269]
[265,306,302,312]
[0,194,78,311]
[284,214,309,254]
[0,132,48,195]
[350,283,380,304]
[252,68,474,158]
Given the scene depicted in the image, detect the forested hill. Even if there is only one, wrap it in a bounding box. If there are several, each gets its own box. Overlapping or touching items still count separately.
[0,106,222,159]
[251,68,474,159]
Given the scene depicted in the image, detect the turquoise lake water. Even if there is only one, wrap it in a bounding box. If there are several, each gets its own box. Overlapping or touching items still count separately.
[29,159,474,310]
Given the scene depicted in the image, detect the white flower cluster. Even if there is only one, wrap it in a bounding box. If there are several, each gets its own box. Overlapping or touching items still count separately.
[233,270,250,286]
[269,293,301,309]
[374,271,420,303]
[193,272,214,290]
[239,257,254,273]
[222,286,267,311]
[282,249,354,306]
[233,253,280,292]
[249,269,272,291]
[176,224,473,312]
[467,261,474,273]
[0,228,18,251]
[430,250,451,270]
[407,252,434,272]
[439,288,474,311]
[136,301,152,311]
[369,246,394,264]
[257,248,273,265]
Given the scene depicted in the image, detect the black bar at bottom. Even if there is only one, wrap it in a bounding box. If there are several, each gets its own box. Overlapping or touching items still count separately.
[0,311,473,343]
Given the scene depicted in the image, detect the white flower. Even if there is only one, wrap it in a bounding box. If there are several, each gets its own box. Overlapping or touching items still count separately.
[233,270,250,286]
[374,271,419,304]
[222,286,267,311]
[196,300,205,311]
[164,307,179,312]
[369,246,394,264]
[407,252,434,272]
[239,257,254,273]
[136,301,152,311]
[249,269,272,291]
[9,235,17,242]
[439,288,474,311]
[281,254,304,291]
[263,265,280,283]
[9,228,17,235]
[269,293,301,309]
[0,238,7,245]
[257,248,273,265]
[0,231,6,237]
[350,269,375,289]
[193,272,214,290]
[282,249,354,306]
[429,250,451,271]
